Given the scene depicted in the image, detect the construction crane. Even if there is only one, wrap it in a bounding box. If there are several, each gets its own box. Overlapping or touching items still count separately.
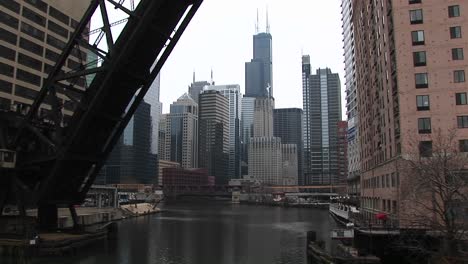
[0,0,203,230]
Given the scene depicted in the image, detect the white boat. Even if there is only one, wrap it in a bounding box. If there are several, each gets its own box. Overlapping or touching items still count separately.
[329,203,359,226]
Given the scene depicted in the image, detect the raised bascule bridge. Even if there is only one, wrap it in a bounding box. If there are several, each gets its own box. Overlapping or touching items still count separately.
[0,0,203,231]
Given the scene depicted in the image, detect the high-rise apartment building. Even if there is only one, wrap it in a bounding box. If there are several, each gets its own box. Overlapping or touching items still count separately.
[352,0,468,226]
[302,56,342,185]
[160,93,198,168]
[341,0,361,197]
[204,84,242,179]
[0,0,90,112]
[274,108,303,185]
[198,90,229,184]
[245,31,272,98]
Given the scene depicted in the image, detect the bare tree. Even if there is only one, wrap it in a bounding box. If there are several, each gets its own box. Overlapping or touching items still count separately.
[400,129,468,258]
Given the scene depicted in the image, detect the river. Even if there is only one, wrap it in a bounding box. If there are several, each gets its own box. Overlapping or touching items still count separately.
[10,201,336,264]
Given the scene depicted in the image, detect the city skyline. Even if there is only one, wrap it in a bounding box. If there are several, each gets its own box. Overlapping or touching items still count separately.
[159,0,345,115]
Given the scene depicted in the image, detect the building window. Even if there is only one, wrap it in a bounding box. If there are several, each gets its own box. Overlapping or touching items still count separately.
[0,44,15,61]
[0,79,13,94]
[24,0,48,13]
[416,95,430,111]
[22,7,46,27]
[452,48,464,60]
[19,37,44,55]
[0,0,20,13]
[0,28,17,45]
[413,51,426,66]
[46,35,66,50]
[415,73,428,88]
[460,140,468,152]
[0,61,14,77]
[14,85,38,100]
[49,6,69,25]
[409,0,422,4]
[448,5,460,18]
[16,69,41,86]
[48,20,69,39]
[411,30,425,45]
[419,141,432,157]
[410,9,423,24]
[20,22,45,41]
[458,116,468,128]
[450,26,462,39]
[0,10,19,29]
[456,93,467,105]
[454,70,465,83]
[18,53,42,71]
[418,118,431,134]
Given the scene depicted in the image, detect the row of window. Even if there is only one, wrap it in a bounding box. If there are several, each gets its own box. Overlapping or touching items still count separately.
[416,93,467,111]
[412,49,464,66]
[419,140,468,157]
[413,70,465,89]
[409,5,461,24]
[363,172,399,189]
[418,117,468,132]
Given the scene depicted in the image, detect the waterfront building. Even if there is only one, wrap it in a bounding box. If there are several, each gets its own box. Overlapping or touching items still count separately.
[198,90,229,184]
[0,0,90,112]
[160,93,198,168]
[253,97,274,137]
[162,168,214,187]
[302,56,342,185]
[273,108,304,185]
[98,101,157,184]
[281,144,298,186]
[248,137,282,185]
[352,0,468,227]
[204,84,242,179]
[158,160,180,186]
[341,0,361,197]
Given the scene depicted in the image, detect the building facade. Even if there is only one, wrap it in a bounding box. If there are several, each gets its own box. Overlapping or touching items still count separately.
[302,56,342,185]
[273,108,304,185]
[204,84,242,179]
[162,168,214,187]
[337,121,348,185]
[160,93,198,168]
[240,96,255,175]
[198,90,229,184]
[188,78,210,105]
[158,159,180,186]
[352,0,468,227]
[281,144,298,186]
[248,137,282,185]
[341,0,361,197]
[253,97,274,137]
[0,0,90,112]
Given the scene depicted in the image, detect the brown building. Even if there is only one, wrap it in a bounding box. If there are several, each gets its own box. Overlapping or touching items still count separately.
[353,0,468,227]
[158,159,180,186]
[0,0,90,113]
[162,168,214,186]
[337,121,348,185]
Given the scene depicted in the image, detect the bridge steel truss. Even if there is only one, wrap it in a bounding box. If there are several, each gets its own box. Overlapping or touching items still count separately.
[0,0,203,230]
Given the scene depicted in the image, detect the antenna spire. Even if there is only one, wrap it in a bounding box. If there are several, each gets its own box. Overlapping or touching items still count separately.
[210,68,214,85]
[256,9,259,33]
[193,70,195,83]
[266,6,270,33]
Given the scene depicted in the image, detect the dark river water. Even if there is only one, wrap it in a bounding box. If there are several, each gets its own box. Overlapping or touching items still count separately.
[8,201,336,264]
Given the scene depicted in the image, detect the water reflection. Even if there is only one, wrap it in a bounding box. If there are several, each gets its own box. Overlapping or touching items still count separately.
[4,202,334,264]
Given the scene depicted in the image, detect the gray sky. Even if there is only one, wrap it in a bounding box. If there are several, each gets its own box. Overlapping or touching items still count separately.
[159,0,346,117]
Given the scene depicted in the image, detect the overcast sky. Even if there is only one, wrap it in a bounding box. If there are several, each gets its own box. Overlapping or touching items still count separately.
[158,0,346,117]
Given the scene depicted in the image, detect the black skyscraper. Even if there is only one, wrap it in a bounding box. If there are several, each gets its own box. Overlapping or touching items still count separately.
[245,32,272,98]
[273,108,304,185]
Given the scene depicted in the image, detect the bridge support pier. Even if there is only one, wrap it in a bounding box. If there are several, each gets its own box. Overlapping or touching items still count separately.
[69,205,80,230]
[38,204,58,230]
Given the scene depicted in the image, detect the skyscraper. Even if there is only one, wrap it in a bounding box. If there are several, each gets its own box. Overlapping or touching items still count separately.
[240,96,255,175]
[204,84,242,179]
[253,97,274,137]
[341,0,360,197]
[188,73,210,105]
[337,121,348,185]
[302,56,342,185]
[273,108,303,185]
[198,90,229,184]
[160,93,198,168]
[245,27,272,98]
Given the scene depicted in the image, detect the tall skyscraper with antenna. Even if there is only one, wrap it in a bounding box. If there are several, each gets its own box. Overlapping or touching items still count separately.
[245,10,272,98]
